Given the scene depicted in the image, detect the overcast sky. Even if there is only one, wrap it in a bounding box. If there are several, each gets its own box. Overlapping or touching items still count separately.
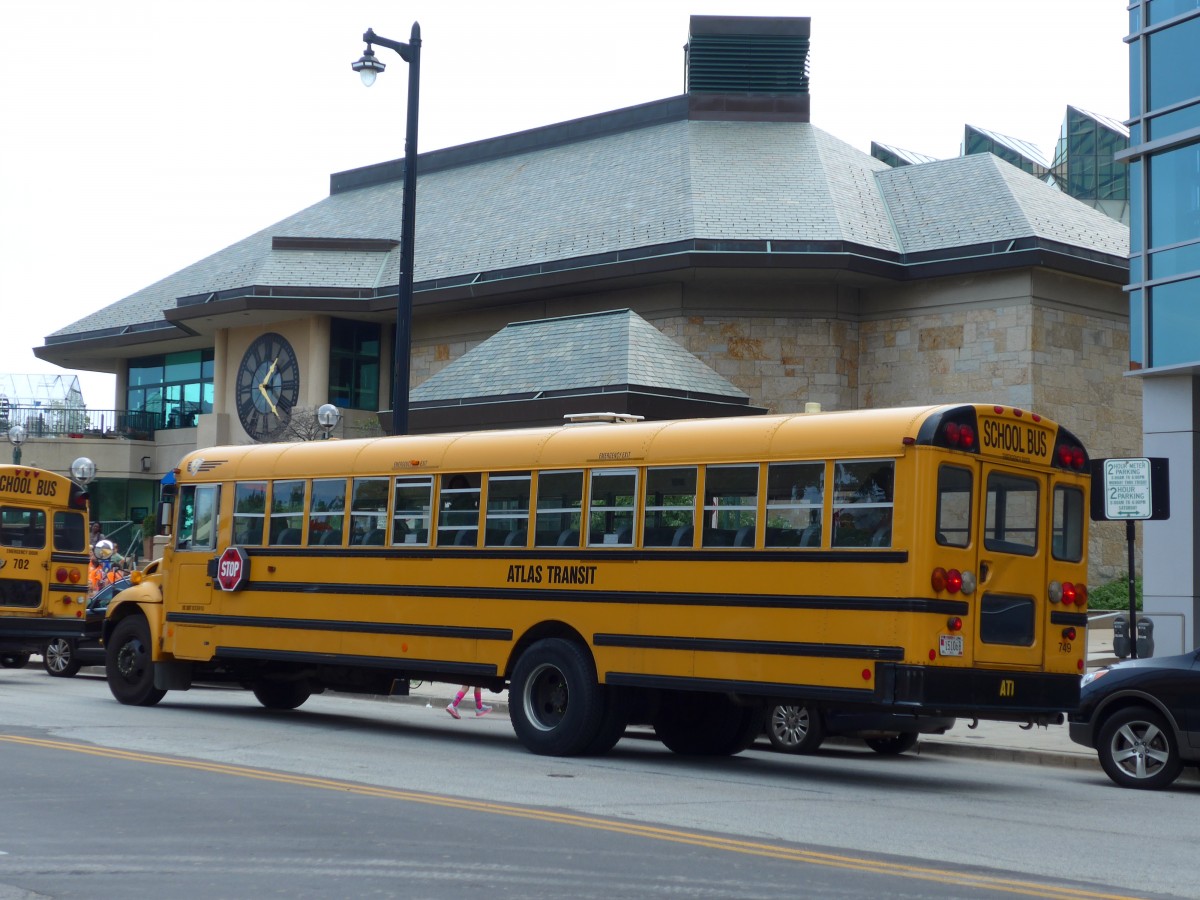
[0,0,1129,408]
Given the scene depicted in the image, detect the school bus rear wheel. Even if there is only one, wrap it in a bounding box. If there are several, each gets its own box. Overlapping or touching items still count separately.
[510,638,605,757]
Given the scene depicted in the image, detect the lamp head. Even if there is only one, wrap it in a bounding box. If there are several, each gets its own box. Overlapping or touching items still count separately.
[352,46,385,87]
[7,424,26,447]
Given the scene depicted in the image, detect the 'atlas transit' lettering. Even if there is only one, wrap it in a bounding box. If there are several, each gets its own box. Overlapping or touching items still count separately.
[506,563,598,586]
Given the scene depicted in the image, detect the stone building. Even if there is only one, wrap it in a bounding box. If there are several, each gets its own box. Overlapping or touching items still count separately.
[34,15,1136,578]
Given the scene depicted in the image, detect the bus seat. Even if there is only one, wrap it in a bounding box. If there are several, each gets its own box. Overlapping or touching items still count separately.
[800,524,821,547]
[320,529,343,545]
[454,529,477,546]
[276,528,301,546]
[556,529,579,546]
[362,529,386,546]
[614,526,632,545]
[503,529,527,546]
[671,525,693,547]
[734,525,756,547]
[870,525,891,547]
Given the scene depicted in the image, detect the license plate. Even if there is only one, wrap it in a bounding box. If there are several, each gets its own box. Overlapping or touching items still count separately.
[939,634,964,657]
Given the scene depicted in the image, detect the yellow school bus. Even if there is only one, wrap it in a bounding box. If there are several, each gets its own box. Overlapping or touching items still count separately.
[0,462,94,666]
[104,404,1091,757]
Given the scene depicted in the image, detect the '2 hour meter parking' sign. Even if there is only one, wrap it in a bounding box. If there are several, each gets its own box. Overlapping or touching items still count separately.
[1090,457,1170,522]
[216,546,250,591]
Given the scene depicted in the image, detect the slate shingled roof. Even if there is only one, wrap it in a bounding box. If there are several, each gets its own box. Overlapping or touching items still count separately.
[410,309,748,404]
[45,98,1129,349]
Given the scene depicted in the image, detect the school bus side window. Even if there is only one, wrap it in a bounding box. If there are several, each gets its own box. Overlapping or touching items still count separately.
[176,485,219,551]
[936,465,972,548]
[393,476,432,545]
[233,481,267,546]
[438,473,481,546]
[832,460,894,548]
[702,465,759,548]
[1052,485,1084,562]
[309,479,347,547]
[534,470,583,547]
[642,467,697,547]
[765,462,824,547]
[588,468,636,547]
[350,477,389,544]
[269,480,307,545]
[484,472,531,546]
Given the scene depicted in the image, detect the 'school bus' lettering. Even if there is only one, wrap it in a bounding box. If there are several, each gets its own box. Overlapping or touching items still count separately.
[0,464,93,660]
[102,404,1092,759]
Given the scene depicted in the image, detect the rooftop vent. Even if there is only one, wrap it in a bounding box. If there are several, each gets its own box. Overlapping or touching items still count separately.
[686,15,810,96]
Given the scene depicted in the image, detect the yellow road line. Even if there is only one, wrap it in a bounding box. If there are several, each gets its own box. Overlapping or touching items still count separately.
[0,734,1145,900]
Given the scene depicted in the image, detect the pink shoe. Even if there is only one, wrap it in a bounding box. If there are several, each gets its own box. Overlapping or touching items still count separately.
[445,704,461,719]
[475,705,492,717]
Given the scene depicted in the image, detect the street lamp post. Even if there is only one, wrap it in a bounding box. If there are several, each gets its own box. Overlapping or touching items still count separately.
[7,424,25,465]
[352,23,421,437]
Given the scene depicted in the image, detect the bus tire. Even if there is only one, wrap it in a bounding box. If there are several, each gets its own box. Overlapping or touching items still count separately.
[252,680,311,710]
[510,638,604,757]
[43,639,83,678]
[1,652,31,669]
[578,686,631,756]
[106,616,166,707]
[864,732,919,755]
[654,693,763,756]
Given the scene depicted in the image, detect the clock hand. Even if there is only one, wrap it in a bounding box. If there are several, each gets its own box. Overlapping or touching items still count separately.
[259,357,279,388]
[258,382,279,417]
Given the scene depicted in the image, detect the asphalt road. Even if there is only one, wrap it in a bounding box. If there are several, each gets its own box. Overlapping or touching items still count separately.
[1,668,1195,900]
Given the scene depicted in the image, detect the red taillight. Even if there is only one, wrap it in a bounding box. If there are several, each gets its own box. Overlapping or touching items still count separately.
[947,616,963,632]
[943,422,976,449]
[55,567,68,583]
[1062,627,1077,640]
[1056,443,1087,471]
[1062,582,1077,605]
[945,569,963,594]
[931,567,947,592]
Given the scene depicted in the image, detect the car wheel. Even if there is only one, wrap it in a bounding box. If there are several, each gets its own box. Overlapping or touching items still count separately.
[106,616,166,706]
[1096,706,1183,790]
[864,732,919,755]
[1,652,31,669]
[767,703,824,754]
[43,639,83,678]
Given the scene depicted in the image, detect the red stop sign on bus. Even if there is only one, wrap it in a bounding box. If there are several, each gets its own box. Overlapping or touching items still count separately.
[216,546,249,592]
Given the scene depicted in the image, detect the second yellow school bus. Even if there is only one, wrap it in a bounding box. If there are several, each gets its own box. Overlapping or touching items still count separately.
[105,404,1091,757]
[0,463,93,666]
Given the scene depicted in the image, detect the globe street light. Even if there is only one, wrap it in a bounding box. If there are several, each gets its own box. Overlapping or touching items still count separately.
[352,23,421,437]
[317,403,342,440]
[7,424,26,465]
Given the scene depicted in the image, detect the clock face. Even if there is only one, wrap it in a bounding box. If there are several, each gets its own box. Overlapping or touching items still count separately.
[236,332,300,442]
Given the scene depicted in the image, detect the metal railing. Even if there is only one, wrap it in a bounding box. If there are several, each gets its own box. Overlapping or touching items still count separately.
[0,406,157,440]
